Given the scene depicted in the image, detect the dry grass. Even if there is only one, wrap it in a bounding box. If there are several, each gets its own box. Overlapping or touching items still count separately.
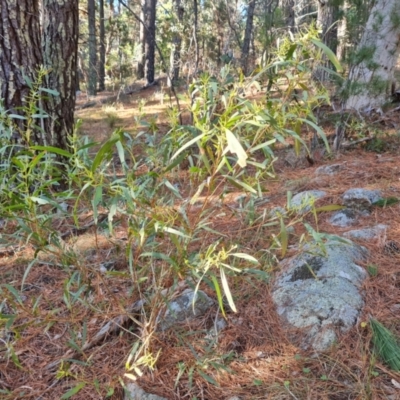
[2,82,400,400]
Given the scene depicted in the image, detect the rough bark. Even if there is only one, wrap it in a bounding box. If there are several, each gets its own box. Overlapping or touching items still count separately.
[336,0,349,61]
[240,0,257,75]
[345,0,400,111]
[87,0,97,95]
[144,0,157,85]
[168,0,184,86]
[314,0,339,81]
[137,0,146,79]
[0,0,42,117]
[193,0,199,73]
[279,0,295,32]
[99,0,106,91]
[42,0,79,149]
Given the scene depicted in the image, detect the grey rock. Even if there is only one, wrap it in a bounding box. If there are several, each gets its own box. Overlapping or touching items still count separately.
[206,317,227,340]
[124,383,167,400]
[159,289,214,331]
[342,188,382,210]
[328,209,358,227]
[290,190,326,213]
[272,240,367,351]
[315,164,343,175]
[343,224,388,241]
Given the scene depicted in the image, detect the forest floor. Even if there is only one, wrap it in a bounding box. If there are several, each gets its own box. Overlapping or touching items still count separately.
[2,77,400,399]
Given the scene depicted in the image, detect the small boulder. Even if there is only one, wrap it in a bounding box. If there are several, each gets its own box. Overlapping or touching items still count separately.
[124,383,167,400]
[158,289,214,331]
[342,188,382,211]
[290,190,326,213]
[315,164,343,176]
[272,240,367,352]
[343,224,388,241]
[328,209,358,227]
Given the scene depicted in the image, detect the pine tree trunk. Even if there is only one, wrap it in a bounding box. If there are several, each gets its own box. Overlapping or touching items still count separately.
[42,0,79,149]
[336,1,349,61]
[144,0,157,85]
[314,0,339,81]
[240,0,257,75]
[345,0,400,111]
[137,0,146,79]
[280,0,295,32]
[99,0,106,92]
[88,0,97,95]
[0,0,42,119]
[193,0,200,73]
[168,0,184,86]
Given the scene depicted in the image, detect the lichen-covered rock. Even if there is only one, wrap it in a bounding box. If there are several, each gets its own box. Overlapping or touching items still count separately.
[343,224,388,241]
[342,188,382,210]
[315,164,343,175]
[158,289,214,331]
[272,240,367,352]
[124,383,167,400]
[328,209,358,227]
[290,190,326,213]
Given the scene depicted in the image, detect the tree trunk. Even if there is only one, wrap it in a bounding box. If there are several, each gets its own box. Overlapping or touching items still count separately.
[345,0,400,111]
[137,0,146,79]
[336,1,347,61]
[280,0,295,32]
[168,0,184,86]
[0,0,42,119]
[193,0,200,73]
[144,0,157,85]
[314,0,339,81]
[88,0,97,95]
[240,0,257,75]
[42,0,79,149]
[99,0,106,91]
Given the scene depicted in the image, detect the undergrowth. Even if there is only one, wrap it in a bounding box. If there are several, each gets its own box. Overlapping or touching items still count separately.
[0,29,394,400]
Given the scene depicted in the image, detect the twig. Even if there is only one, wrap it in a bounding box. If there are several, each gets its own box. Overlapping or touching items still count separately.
[44,300,145,371]
[341,136,374,148]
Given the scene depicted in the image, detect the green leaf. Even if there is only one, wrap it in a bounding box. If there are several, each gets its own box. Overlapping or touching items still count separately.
[230,253,258,264]
[224,176,257,194]
[29,196,51,205]
[115,140,125,165]
[373,197,400,207]
[197,370,218,386]
[91,134,120,172]
[163,226,190,239]
[9,114,27,120]
[3,284,24,305]
[249,139,276,153]
[311,38,343,73]
[171,131,207,161]
[164,152,187,173]
[60,382,86,399]
[314,204,345,212]
[297,118,330,152]
[33,144,71,156]
[40,87,60,96]
[279,217,289,258]
[211,275,226,318]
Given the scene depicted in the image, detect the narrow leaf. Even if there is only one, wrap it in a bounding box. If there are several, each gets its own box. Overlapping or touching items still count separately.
[311,38,343,72]
[225,129,248,167]
[220,268,237,313]
[60,383,86,399]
